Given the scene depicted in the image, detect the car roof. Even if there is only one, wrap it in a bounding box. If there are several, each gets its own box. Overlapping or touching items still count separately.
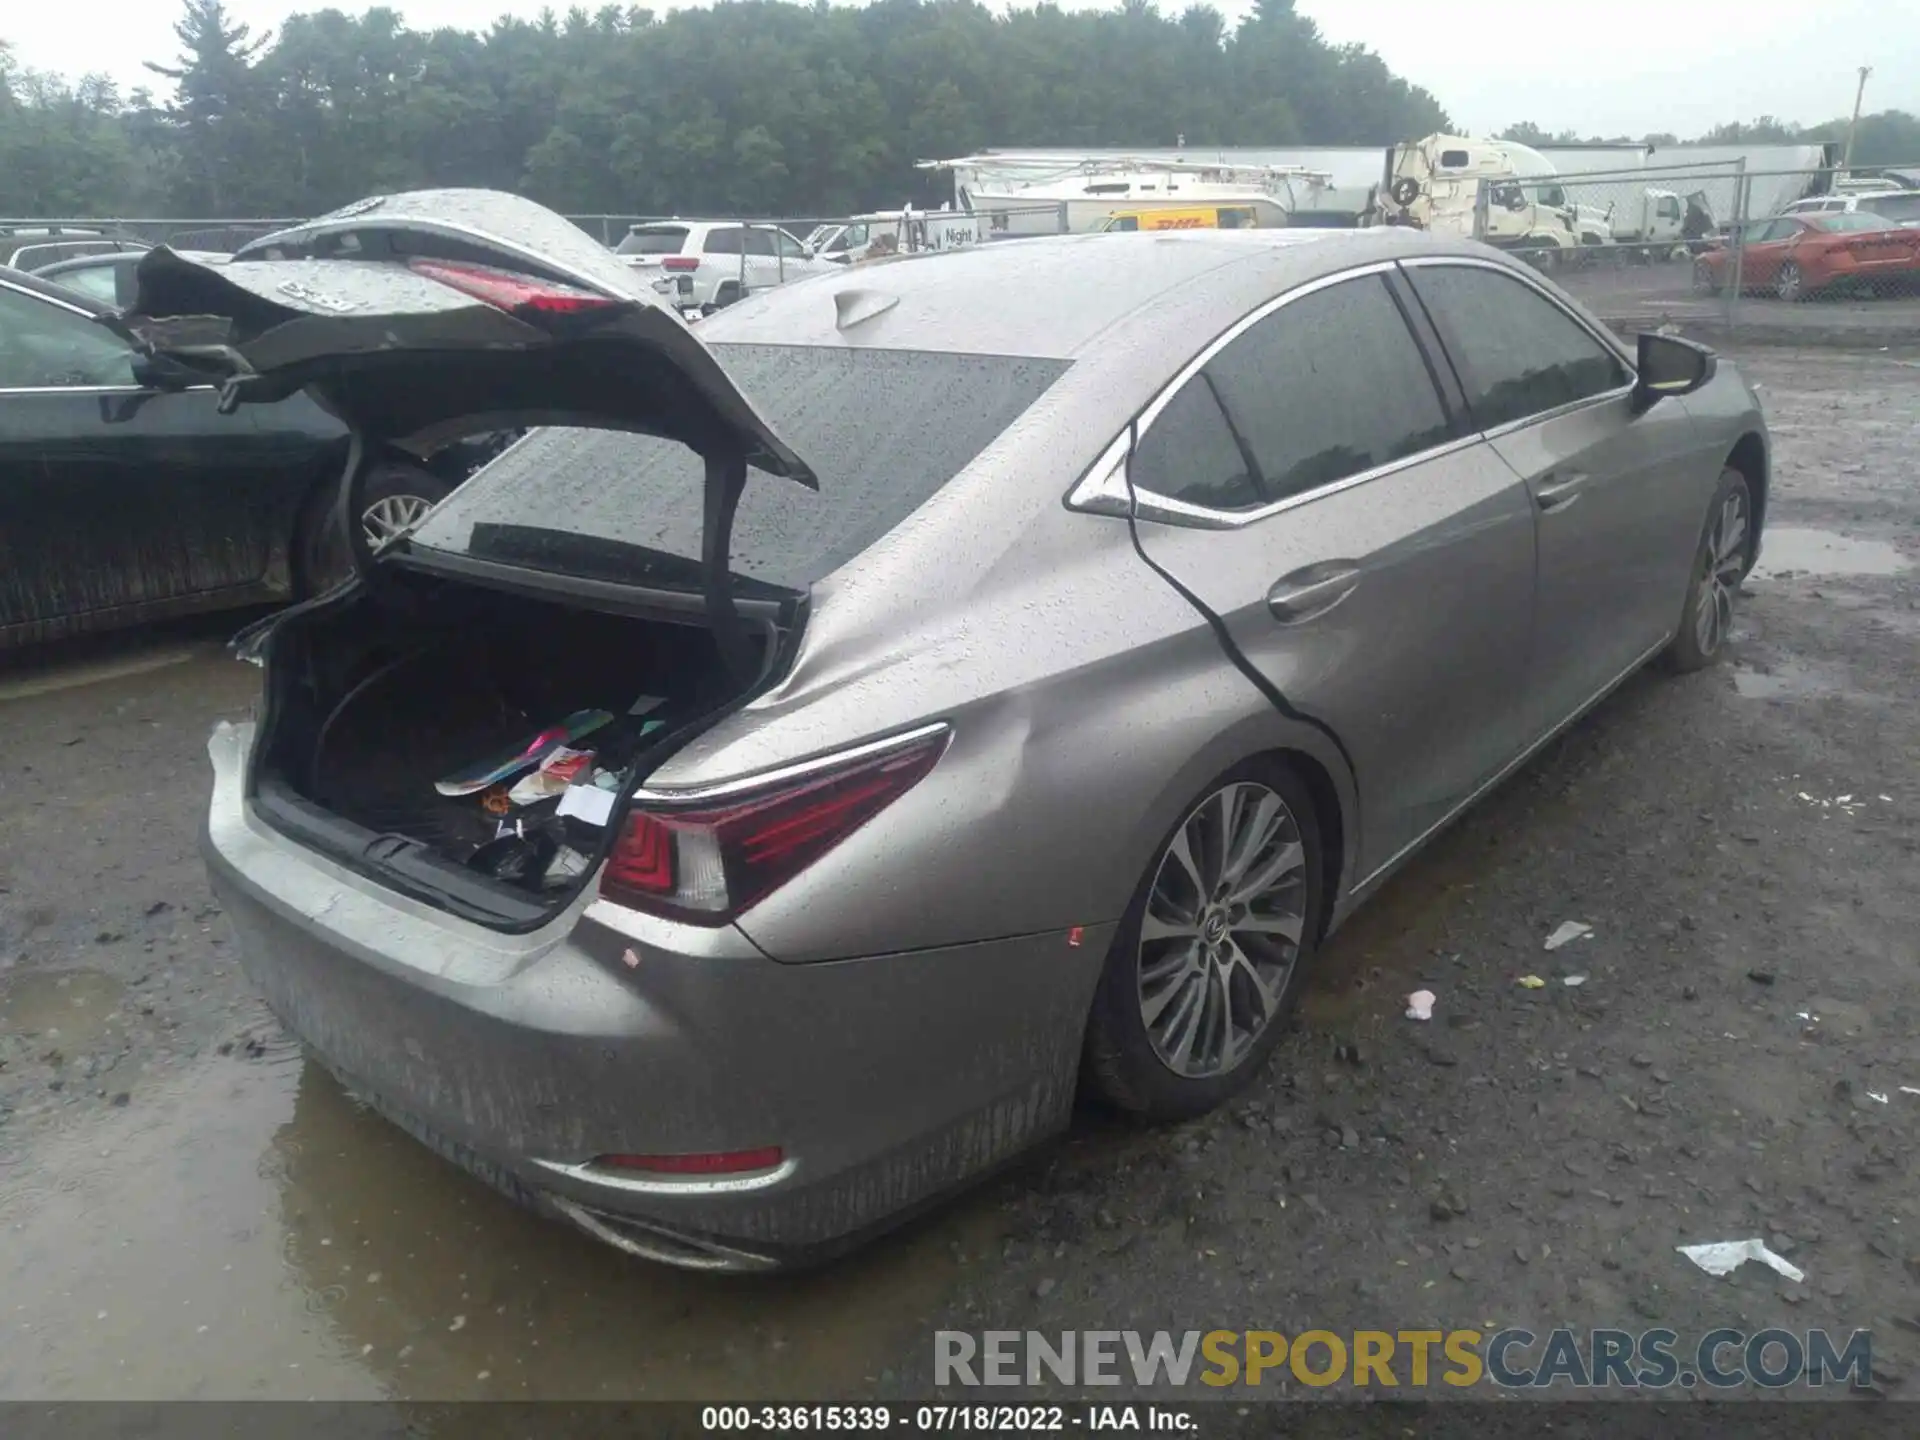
[0,262,116,316]
[696,227,1498,360]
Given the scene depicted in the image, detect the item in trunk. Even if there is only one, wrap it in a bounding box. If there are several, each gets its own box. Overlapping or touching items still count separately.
[468,829,560,885]
[543,846,593,887]
[629,694,668,717]
[481,785,513,817]
[557,785,618,828]
[507,746,597,806]
[434,709,615,797]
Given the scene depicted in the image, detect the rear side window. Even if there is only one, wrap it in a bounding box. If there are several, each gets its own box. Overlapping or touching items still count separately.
[1863,194,1920,223]
[410,347,1069,590]
[702,228,744,256]
[616,226,689,256]
[48,263,123,306]
[1131,378,1261,511]
[1439,149,1471,169]
[1201,275,1452,502]
[1814,212,1895,233]
[1407,265,1629,432]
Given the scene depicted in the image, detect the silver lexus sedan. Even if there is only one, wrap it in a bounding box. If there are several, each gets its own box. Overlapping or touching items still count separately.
[126,191,1767,1271]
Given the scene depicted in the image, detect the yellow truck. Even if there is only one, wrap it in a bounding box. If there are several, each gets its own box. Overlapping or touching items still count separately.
[1092,205,1260,233]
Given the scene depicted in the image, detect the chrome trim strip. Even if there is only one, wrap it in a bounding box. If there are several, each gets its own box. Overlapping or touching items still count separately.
[1066,259,1479,529]
[631,720,952,806]
[1477,382,1638,444]
[532,1154,799,1197]
[1130,433,1486,532]
[543,1195,780,1273]
[1338,633,1671,918]
[0,275,93,318]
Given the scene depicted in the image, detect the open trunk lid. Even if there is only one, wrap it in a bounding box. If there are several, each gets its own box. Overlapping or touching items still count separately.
[114,205,814,481]
[112,189,815,683]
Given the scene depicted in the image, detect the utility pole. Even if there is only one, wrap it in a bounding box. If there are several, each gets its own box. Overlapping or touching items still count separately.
[1841,65,1872,170]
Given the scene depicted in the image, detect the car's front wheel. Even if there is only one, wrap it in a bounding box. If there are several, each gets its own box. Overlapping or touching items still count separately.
[1776,261,1806,302]
[1692,260,1722,295]
[1082,760,1325,1121]
[1663,466,1753,673]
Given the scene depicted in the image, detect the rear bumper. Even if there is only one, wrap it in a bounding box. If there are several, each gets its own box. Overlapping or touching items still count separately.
[202,722,1105,1269]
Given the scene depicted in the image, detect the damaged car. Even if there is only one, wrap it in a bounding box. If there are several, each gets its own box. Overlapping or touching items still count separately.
[131,190,1770,1271]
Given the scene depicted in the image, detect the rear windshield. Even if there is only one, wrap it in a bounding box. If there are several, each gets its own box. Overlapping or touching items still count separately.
[1860,194,1920,224]
[1812,213,1895,233]
[409,345,1069,591]
[616,226,689,256]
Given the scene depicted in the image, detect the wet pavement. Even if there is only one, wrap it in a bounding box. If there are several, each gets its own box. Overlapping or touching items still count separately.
[2,344,1918,1403]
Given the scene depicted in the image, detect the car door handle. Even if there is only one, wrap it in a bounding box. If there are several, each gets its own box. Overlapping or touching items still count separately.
[1534,470,1589,513]
[1266,565,1362,624]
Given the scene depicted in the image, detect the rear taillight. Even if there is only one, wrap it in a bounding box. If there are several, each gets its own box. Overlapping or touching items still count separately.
[600,727,948,924]
[661,255,701,272]
[406,257,617,315]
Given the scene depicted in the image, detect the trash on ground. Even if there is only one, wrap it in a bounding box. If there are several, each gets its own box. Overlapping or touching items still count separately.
[1563,975,1588,988]
[435,709,614,796]
[557,784,617,828]
[1900,1086,1920,1097]
[1544,921,1592,951]
[1405,990,1435,1021]
[1677,1238,1806,1283]
[508,746,597,806]
[1867,1091,1890,1104]
[1517,975,1546,989]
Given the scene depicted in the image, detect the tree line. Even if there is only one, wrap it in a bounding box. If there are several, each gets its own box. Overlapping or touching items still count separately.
[1499,113,1920,165]
[2,0,1913,225]
[1,0,1450,221]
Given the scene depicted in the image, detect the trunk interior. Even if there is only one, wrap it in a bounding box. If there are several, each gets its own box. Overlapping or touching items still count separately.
[251,569,781,929]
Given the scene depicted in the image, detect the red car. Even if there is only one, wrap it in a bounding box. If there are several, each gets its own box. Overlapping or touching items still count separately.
[1693,212,1920,301]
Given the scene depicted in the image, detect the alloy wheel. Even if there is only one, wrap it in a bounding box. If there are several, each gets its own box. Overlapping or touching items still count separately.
[1136,781,1308,1079]
[1777,262,1803,302]
[1693,483,1749,657]
[361,493,435,548]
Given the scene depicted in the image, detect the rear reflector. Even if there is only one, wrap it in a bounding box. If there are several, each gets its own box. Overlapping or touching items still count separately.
[661,256,701,272]
[406,257,617,315]
[596,1147,783,1175]
[600,727,949,925]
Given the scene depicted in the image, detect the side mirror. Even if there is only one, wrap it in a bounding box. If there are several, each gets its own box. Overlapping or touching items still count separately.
[130,351,201,391]
[1632,331,1717,414]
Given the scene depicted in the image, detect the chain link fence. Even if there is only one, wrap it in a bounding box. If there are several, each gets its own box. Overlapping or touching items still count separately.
[1449,161,1920,339]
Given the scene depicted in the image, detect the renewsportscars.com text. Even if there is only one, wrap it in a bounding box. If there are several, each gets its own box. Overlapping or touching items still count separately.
[934,1328,1873,1390]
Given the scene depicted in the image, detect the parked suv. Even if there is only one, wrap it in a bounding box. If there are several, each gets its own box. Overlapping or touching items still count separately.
[614,221,835,314]
[1784,190,1920,229]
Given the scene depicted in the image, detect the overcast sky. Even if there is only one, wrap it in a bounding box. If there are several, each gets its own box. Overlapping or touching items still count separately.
[4,0,1912,139]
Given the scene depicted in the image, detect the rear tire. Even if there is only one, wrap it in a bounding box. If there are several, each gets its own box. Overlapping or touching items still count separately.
[1661,467,1753,674]
[1692,260,1722,295]
[297,462,452,598]
[1082,759,1325,1122]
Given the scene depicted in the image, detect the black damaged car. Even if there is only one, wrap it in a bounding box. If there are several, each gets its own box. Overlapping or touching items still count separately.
[0,262,486,650]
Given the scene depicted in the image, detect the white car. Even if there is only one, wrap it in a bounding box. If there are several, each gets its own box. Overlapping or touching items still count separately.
[1784,190,1920,229]
[613,221,836,313]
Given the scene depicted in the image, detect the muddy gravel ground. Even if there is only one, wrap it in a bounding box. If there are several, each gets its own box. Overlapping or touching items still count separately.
[1,345,1917,1408]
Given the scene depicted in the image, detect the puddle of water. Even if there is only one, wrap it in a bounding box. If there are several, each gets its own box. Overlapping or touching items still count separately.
[0,1052,1003,1400]
[1730,658,1843,701]
[0,969,125,1053]
[1751,528,1909,580]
